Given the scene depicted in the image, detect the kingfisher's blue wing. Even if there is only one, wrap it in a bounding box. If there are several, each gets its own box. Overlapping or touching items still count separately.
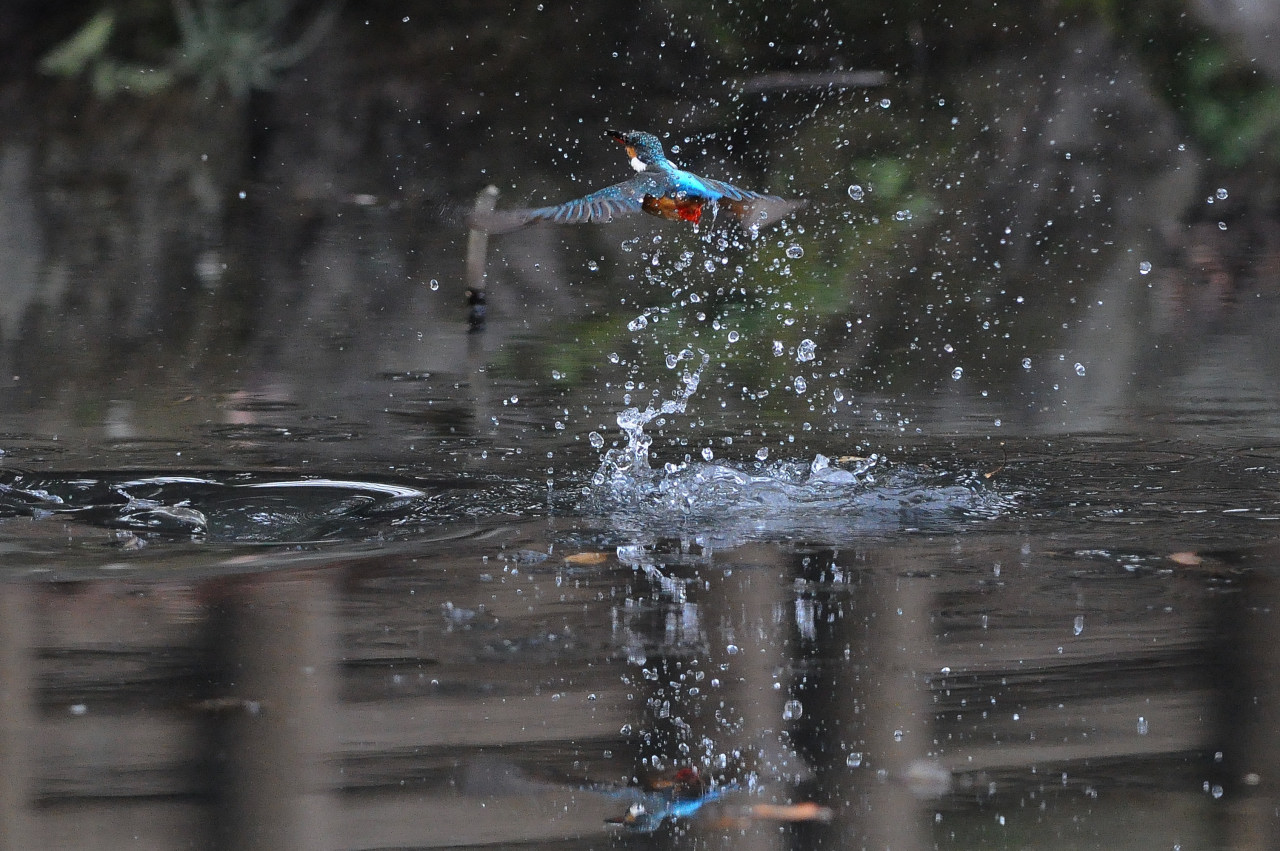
[470,177,656,233]
[696,177,808,227]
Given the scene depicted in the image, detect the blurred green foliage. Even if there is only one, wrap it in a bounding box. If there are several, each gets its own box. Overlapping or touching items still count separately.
[1049,0,1280,167]
[38,0,339,98]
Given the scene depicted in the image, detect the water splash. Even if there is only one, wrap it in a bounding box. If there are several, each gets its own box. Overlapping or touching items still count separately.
[591,349,711,494]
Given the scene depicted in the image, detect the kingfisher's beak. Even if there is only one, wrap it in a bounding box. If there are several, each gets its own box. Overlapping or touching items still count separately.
[606,129,626,144]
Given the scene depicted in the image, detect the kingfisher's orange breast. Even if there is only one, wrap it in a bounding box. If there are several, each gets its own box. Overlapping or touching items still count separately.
[642,194,705,224]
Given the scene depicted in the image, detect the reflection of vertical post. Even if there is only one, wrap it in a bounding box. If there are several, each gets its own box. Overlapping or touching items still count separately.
[836,559,933,851]
[699,544,793,851]
[465,186,499,332]
[1223,569,1280,849]
[0,584,35,849]
[209,575,337,851]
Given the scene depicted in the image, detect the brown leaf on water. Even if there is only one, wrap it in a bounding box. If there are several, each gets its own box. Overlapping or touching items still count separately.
[1168,551,1204,566]
[984,442,1008,479]
[563,551,609,565]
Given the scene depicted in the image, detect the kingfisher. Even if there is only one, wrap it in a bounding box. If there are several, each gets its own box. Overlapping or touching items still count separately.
[602,767,727,833]
[470,130,804,234]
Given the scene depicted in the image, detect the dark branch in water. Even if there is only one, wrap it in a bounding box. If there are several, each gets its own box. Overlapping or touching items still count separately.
[733,70,890,93]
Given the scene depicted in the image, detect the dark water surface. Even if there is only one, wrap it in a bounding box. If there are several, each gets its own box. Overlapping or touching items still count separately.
[3,4,1280,850]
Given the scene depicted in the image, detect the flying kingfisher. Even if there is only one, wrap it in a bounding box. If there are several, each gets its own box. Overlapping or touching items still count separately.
[470,130,804,234]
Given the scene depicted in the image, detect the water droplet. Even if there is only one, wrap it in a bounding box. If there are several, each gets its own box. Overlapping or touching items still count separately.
[951,367,964,380]
[793,376,807,394]
[628,315,648,331]
[772,340,785,357]
[943,343,954,353]
[428,279,439,291]
[755,447,769,461]
[1137,716,1149,735]
[1021,357,1032,370]
[1138,260,1152,275]
[700,447,714,461]
[1073,615,1084,636]
[551,369,563,380]
[726,644,739,655]
[894,209,913,221]
[588,431,605,449]
[782,699,803,720]
[833,388,844,402]
[1216,187,1228,200]
[727,330,740,343]
[1218,221,1228,231]
[785,244,804,259]
[1074,362,1086,376]
[879,98,891,109]
[893,729,904,742]
[703,259,716,272]
[847,184,864,201]
[586,259,600,271]
[796,339,817,362]
[665,353,679,369]
[846,752,863,768]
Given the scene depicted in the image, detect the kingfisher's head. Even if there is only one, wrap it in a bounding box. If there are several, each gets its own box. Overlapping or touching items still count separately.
[607,129,670,172]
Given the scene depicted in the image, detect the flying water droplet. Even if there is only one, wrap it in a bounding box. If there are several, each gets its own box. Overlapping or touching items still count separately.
[785,244,804,259]
[951,367,964,380]
[796,339,817,362]
[1021,357,1032,370]
[755,447,769,461]
[1073,615,1084,636]
[782,699,803,720]
[793,376,807,394]
[1138,260,1152,275]
[847,184,864,201]
[1074,363,1086,376]
[846,752,863,768]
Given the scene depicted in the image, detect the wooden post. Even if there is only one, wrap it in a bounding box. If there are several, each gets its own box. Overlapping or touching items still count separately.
[465,185,499,332]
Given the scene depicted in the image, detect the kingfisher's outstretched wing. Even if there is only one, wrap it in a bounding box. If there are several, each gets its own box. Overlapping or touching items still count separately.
[469,177,657,234]
[695,177,808,227]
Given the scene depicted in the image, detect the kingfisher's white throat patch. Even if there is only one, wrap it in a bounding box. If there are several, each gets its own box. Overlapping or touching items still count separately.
[629,156,647,172]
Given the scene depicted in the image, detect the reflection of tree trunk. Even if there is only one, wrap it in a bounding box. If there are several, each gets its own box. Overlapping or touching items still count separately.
[0,584,35,849]
[207,575,337,851]
[698,543,794,851]
[844,557,932,851]
[1220,568,1280,849]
